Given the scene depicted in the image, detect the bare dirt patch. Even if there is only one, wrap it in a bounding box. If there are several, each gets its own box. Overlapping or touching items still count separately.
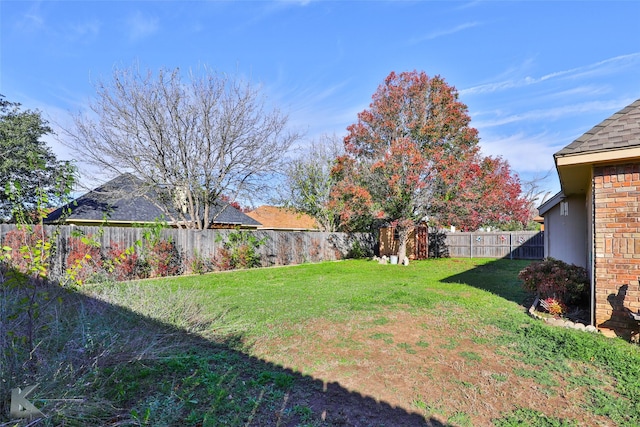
[252,310,614,426]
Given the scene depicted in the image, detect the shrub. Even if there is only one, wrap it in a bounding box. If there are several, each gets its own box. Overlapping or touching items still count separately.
[185,252,215,275]
[146,240,182,277]
[1,225,51,277]
[518,258,589,306]
[104,241,139,281]
[214,230,265,270]
[147,240,182,278]
[347,239,372,259]
[65,234,102,284]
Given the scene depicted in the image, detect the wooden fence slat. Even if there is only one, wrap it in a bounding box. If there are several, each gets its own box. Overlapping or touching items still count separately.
[0,225,543,281]
[443,231,543,259]
[0,225,377,280]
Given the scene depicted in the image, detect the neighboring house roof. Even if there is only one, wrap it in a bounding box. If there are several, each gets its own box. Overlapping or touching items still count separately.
[554,99,640,195]
[245,206,319,231]
[45,173,262,228]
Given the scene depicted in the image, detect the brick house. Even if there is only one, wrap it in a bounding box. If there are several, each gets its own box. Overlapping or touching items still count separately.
[539,99,640,339]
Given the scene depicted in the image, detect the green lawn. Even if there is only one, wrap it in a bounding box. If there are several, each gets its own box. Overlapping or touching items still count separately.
[3,258,640,426]
[94,258,529,338]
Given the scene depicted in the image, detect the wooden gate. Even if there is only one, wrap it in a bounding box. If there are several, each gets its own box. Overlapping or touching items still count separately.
[415,226,428,260]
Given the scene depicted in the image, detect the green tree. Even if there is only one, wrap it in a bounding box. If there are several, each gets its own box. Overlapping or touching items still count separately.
[281,134,343,231]
[0,95,75,222]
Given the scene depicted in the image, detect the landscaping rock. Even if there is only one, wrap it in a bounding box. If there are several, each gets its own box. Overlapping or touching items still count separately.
[573,323,587,331]
[402,257,410,266]
[563,320,575,328]
[546,318,565,327]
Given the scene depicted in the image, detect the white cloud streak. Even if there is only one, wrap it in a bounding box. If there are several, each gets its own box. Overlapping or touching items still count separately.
[473,98,636,129]
[410,22,480,44]
[478,131,563,174]
[462,53,640,96]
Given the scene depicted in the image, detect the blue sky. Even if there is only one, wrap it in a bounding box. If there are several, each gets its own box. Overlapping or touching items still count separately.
[2,0,640,199]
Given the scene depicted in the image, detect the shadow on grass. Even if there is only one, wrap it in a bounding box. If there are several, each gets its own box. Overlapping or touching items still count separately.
[441,258,533,305]
[1,272,447,426]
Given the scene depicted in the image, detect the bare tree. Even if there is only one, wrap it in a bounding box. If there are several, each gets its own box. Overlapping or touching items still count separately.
[62,66,301,229]
[279,134,343,232]
[521,169,554,225]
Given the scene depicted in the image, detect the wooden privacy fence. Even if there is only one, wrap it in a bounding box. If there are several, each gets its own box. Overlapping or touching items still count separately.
[441,231,544,259]
[0,224,376,279]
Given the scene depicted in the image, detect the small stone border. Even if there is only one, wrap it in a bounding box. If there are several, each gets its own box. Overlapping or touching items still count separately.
[528,297,598,333]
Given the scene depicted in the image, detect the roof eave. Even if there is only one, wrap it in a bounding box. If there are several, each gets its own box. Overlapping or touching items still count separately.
[555,145,640,196]
[555,145,640,167]
[538,191,565,216]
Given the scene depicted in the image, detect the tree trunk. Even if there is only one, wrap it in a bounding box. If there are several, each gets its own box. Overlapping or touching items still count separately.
[397,226,411,263]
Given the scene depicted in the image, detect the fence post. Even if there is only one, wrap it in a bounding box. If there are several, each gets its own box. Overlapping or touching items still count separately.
[470,233,473,258]
[509,233,513,260]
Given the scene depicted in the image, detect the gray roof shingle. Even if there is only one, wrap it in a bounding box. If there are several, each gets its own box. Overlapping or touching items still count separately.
[46,174,261,227]
[555,99,640,158]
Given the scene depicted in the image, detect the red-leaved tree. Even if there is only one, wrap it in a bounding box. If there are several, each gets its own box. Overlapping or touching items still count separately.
[431,155,529,231]
[333,70,528,261]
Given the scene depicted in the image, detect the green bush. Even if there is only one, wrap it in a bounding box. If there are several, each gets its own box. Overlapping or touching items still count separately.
[215,230,265,270]
[347,239,372,259]
[518,258,589,306]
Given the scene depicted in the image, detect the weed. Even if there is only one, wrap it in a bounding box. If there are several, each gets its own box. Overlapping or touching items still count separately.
[459,351,482,363]
[512,367,559,388]
[370,332,394,344]
[440,337,459,350]
[586,388,640,425]
[372,316,389,325]
[397,342,417,354]
[491,373,508,382]
[447,410,472,426]
[413,396,445,417]
[494,408,579,426]
[293,404,314,422]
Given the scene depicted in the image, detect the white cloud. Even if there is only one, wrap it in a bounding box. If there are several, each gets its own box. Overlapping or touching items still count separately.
[14,3,46,33]
[479,131,563,197]
[410,22,480,44]
[65,19,101,44]
[126,11,159,41]
[479,131,562,176]
[462,53,640,96]
[473,98,636,129]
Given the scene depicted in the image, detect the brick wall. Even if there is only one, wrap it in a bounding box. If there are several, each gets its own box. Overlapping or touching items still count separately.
[593,163,640,339]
